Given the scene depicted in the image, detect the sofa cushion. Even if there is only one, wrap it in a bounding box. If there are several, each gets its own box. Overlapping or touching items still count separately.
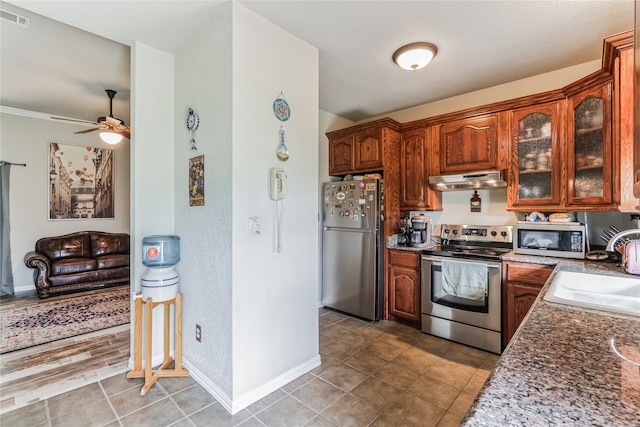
[49,270,101,287]
[51,258,97,276]
[97,266,130,282]
[96,254,130,269]
[91,232,130,257]
[36,233,92,260]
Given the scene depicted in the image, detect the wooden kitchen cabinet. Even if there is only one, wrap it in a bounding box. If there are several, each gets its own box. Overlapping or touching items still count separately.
[508,81,617,211]
[508,101,564,209]
[399,127,442,210]
[502,261,554,348]
[327,32,635,212]
[354,129,384,171]
[388,250,421,323]
[605,30,637,212]
[327,119,400,176]
[566,83,614,207]
[328,135,354,175]
[436,113,505,174]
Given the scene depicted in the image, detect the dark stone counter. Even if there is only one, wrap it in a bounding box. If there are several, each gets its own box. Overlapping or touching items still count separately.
[462,258,640,426]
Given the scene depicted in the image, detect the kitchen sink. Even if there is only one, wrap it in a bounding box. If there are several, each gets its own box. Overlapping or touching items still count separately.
[544,271,640,317]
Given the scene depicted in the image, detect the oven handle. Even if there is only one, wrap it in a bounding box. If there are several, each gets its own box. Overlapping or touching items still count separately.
[421,256,501,268]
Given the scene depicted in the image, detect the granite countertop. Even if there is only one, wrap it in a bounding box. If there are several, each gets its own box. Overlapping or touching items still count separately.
[463,258,640,426]
[386,243,432,252]
[386,236,437,252]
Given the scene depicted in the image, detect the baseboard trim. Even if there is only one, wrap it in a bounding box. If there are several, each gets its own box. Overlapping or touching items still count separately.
[182,354,321,414]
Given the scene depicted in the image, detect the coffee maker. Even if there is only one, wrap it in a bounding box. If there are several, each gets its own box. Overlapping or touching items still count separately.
[409,214,432,248]
[398,216,412,245]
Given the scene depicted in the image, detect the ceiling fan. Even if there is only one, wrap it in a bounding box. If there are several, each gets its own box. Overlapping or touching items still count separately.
[52,89,130,143]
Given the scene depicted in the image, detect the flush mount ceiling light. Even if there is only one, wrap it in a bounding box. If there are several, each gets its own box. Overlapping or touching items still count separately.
[99,131,123,144]
[393,42,438,71]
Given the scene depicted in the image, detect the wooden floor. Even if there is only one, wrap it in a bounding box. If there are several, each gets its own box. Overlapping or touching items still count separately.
[0,289,131,415]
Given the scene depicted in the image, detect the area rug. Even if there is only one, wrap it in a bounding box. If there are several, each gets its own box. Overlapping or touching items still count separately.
[0,286,130,354]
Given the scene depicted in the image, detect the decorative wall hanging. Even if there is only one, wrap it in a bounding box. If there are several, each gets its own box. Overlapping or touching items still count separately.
[273,92,290,121]
[186,108,200,151]
[189,155,205,206]
[48,142,115,220]
[276,128,290,161]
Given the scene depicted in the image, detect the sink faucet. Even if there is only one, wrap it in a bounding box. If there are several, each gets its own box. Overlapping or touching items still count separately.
[605,229,640,252]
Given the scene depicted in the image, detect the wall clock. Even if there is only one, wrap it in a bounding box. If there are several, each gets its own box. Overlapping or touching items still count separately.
[187,108,199,132]
[187,108,199,151]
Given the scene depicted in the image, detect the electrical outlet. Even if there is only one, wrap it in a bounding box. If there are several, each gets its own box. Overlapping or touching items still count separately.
[195,324,202,342]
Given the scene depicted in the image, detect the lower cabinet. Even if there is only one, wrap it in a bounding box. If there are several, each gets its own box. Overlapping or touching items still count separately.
[502,261,555,348]
[388,250,421,323]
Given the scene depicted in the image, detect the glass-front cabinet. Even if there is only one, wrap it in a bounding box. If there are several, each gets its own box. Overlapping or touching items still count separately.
[567,84,613,206]
[509,101,563,208]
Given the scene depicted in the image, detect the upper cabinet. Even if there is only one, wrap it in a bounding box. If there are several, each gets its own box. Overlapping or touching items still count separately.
[354,129,384,171]
[327,118,400,176]
[436,114,502,174]
[399,126,441,210]
[508,101,564,209]
[328,135,354,175]
[508,80,616,212]
[566,83,614,207]
[326,118,403,238]
[327,31,637,214]
[605,30,636,212]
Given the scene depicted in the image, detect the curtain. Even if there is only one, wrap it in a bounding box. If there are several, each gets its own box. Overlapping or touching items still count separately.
[0,162,14,296]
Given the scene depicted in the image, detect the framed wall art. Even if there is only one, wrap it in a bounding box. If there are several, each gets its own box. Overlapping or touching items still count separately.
[48,142,115,220]
[189,155,204,206]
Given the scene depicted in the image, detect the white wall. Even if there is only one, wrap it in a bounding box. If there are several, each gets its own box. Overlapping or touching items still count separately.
[174,0,234,400]
[0,113,130,292]
[174,2,320,412]
[364,60,602,124]
[231,3,320,407]
[129,41,175,359]
[130,43,175,289]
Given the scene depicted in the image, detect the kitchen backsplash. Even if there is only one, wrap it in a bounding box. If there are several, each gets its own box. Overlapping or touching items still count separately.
[579,211,640,249]
[401,188,639,248]
[406,188,517,227]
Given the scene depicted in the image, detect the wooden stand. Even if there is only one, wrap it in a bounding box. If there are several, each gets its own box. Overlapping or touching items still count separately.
[126,292,189,395]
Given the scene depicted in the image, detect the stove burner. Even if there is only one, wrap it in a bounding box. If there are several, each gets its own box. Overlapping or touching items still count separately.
[424,224,514,260]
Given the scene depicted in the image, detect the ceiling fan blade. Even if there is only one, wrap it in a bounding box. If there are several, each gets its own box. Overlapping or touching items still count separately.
[74,128,100,134]
[52,116,97,124]
[118,129,131,139]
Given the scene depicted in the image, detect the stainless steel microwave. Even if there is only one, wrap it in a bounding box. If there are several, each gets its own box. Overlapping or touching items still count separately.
[513,223,586,259]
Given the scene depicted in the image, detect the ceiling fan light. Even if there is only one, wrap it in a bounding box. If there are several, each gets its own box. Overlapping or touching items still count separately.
[99,131,123,144]
[393,42,438,71]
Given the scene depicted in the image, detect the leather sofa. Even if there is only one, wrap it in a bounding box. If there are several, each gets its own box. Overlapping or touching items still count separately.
[24,231,130,299]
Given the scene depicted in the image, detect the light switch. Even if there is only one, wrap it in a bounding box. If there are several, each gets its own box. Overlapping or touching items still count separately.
[249,216,261,235]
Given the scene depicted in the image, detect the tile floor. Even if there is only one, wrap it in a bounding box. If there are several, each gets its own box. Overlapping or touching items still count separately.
[0,308,498,427]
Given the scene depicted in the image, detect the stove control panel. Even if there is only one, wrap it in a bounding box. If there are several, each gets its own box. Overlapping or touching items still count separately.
[440,224,512,244]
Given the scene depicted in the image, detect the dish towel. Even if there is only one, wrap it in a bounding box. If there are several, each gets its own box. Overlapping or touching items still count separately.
[441,260,488,300]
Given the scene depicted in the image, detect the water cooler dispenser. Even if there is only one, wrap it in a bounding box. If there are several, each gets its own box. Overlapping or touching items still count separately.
[127,234,189,394]
[141,235,180,302]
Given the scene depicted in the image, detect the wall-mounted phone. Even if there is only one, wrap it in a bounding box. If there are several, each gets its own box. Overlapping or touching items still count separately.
[270,168,287,200]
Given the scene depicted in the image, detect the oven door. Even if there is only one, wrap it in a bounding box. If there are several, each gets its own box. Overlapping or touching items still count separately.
[421,255,501,332]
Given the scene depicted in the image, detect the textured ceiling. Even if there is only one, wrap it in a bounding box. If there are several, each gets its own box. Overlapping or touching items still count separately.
[1,0,635,125]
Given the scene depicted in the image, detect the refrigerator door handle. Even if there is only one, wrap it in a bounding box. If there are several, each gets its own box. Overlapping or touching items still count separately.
[323,227,377,233]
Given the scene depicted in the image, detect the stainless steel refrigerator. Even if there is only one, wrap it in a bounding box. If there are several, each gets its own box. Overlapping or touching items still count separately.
[322,179,383,321]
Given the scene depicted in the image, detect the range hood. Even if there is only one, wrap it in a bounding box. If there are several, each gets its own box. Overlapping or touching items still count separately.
[428,170,507,191]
